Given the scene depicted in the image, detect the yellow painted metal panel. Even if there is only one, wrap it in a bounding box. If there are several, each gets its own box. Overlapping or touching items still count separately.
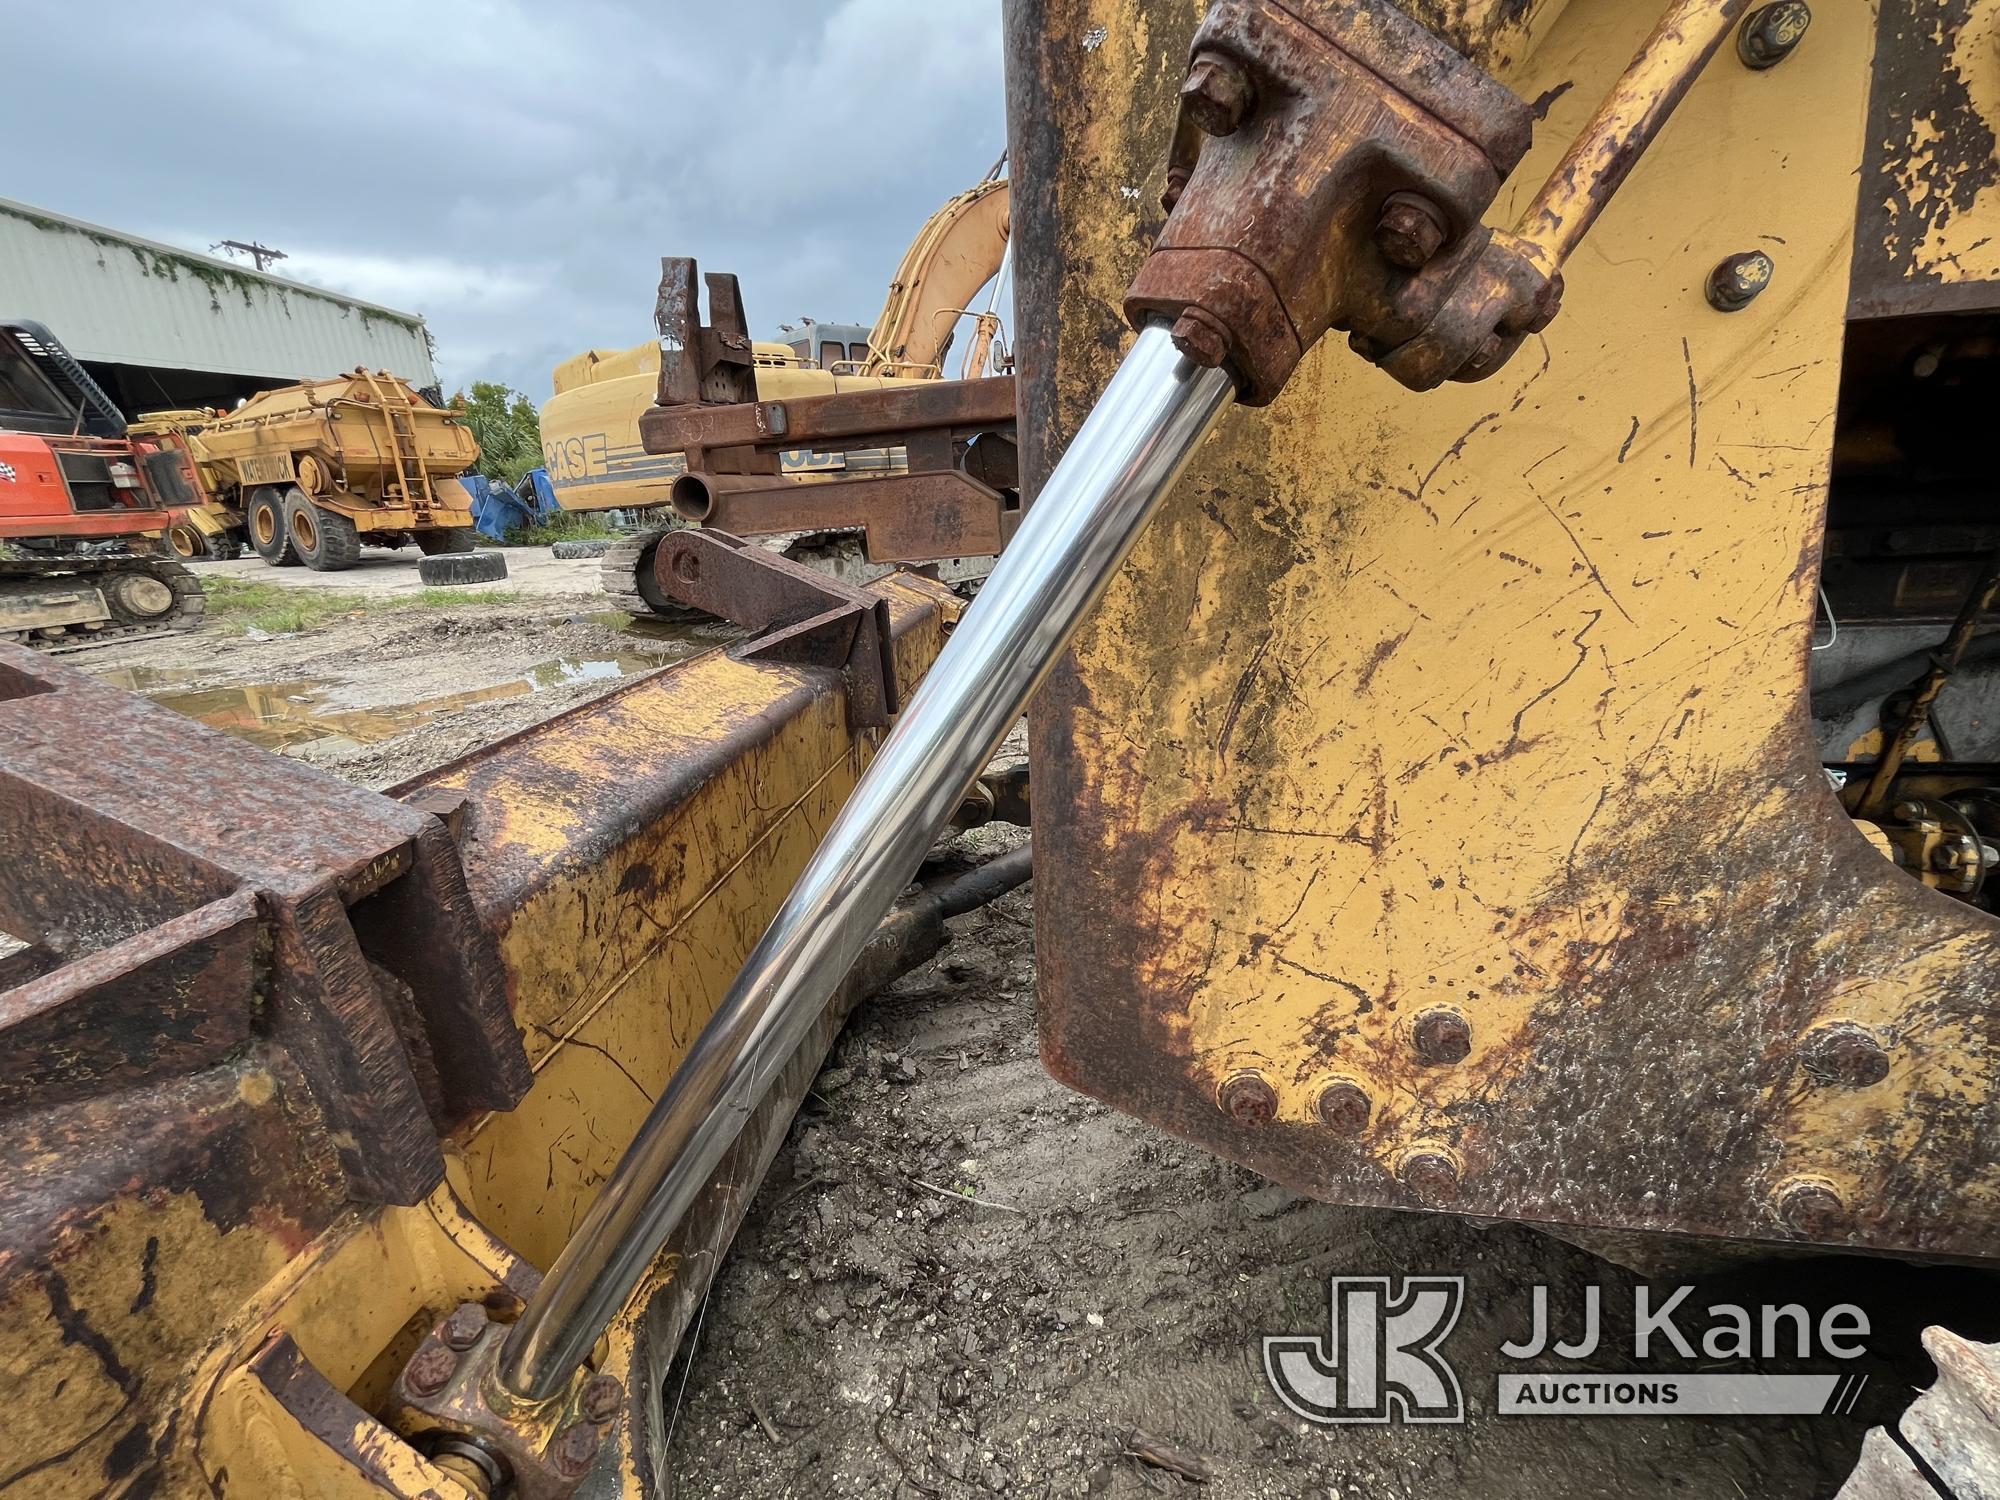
[1028,0,1999,1254]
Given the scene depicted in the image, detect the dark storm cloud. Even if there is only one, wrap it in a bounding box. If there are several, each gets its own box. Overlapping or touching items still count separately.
[2,1,1004,396]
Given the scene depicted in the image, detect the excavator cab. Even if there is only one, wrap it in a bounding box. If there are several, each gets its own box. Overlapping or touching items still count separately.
[0,320,204,642]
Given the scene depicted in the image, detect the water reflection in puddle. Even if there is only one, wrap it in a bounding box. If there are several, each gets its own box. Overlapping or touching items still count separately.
[95,651,681,754]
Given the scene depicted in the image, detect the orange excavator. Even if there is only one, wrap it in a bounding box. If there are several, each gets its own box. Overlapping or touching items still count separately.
[0,319,204,647]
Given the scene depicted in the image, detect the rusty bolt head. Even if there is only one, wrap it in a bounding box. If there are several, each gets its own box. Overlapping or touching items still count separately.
[1161,165,1193,216]
[405,1342,459,1397]
[1738,1,1811,69]
[1218,1070,1278,1124]
[1376,193,1450,272]
[1936,835,1980,873]
[581,1374,626,1425]
[553,1421,602,1478]
[1774,1177,1848,1238]
[1411,1008,1472,1066]
[1181,51,1254,137]
[1397,1149,1462,1204]
[1799,1023,1890,1088]
[440,1301,487,1351]
[1706,251,1775,312]
[1169,307,1233,371]
[1315,1079,1373,1135]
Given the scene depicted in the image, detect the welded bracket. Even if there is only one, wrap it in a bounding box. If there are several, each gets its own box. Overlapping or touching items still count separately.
[655,256,758,410]
[653,529,899,728]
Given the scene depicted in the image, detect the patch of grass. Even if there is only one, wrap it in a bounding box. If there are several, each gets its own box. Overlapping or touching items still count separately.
[202,576,525,635]
[412,587,529,609]
[503,511,617,547]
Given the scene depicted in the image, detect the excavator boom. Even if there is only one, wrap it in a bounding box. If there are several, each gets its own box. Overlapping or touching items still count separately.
[857,174,1012,379]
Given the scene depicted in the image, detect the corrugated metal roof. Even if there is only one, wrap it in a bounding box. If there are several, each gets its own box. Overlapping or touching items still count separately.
[0,197,438,387]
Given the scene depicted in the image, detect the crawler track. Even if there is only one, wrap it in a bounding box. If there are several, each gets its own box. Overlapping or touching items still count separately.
[1,555,205,653]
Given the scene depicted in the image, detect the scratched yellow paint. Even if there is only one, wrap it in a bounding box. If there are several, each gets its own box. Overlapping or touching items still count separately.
[1041,0,1997,1250]
[448,650,834,872]
[208,1364,479,1500]
[454,741,866,1269]
[426,583,952,1270]
[0,1189,295,1497]
[1402,0,1574,75]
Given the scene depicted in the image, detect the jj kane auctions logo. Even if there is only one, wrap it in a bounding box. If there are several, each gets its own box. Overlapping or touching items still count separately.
[1264,1277,1871,1423]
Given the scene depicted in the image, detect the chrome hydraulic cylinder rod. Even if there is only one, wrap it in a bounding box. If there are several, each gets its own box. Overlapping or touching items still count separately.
[497,324,1235,1401]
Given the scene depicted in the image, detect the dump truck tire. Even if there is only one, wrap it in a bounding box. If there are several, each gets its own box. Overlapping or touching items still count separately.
[167,522,243,562]
[551,538,614,560]
[283,490,361,572]
[416,527,478,555]
[418,551,509,586]
[244,488,298,567]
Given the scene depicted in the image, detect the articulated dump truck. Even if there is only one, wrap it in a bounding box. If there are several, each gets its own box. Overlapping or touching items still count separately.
[142,371,481,570]
[6,0,2000,1494]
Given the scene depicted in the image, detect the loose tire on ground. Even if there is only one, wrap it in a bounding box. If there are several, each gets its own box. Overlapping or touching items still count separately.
[418,550,509,586]
[551,538,614,560]
[416,527,478,555]
[282,489,361,572]
[245,487,298,567]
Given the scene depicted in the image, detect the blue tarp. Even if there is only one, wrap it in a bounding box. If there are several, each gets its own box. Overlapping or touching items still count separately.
[464,469,563,540]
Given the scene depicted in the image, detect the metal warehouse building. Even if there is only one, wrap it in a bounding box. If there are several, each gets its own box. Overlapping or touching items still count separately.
[0,197,438,416]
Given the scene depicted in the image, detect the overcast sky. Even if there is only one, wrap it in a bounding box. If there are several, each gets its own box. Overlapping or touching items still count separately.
[4,0,1006,398]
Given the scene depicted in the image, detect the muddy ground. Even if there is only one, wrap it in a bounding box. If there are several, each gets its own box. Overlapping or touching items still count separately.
[68,558,1989,1500]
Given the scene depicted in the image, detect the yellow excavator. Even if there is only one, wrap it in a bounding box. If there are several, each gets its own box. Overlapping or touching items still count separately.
[6,3,2000,1496]
[536,170,1011,521]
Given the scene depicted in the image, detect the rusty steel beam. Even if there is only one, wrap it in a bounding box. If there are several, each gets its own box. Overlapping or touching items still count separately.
[638,374,1018,459]
[672,469,1021,562]
[651,529,901,727]
[636,253,1022,569]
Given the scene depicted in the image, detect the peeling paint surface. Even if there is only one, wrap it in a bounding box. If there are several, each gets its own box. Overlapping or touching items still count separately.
[1851,0,2000,317]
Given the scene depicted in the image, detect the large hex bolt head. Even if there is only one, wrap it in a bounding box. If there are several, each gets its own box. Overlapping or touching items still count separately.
[553,1421,602,1478]
[1411,1008,1472,1065]
[1376,193,1450,271]
[1798,1023,1891,1087]
[1738,2,1811,69]
[1315,1079,1373,1135]
[1706,251,1775,311]
[1773,1177,1848,1237]
[405,1343,459,1397]
[581,1374,626,1425]
[1218,1069,1278,1123]
[440,1301,487,1351]
[1170,307,1233,371]
[1182,51,1254,137]
[1396,1148,1463,1204]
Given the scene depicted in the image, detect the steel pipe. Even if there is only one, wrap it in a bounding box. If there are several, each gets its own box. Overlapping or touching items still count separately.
[496,324,1235,1400]
[1512,0,1752,270]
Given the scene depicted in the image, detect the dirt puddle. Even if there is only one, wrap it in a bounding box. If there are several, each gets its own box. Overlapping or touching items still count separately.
[95,652,674,755]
